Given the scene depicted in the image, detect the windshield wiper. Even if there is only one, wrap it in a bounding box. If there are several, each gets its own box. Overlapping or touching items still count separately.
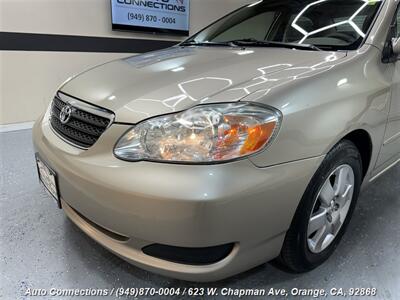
[181,39,325,51]
[227,38,323,51]
[180,41,236,47]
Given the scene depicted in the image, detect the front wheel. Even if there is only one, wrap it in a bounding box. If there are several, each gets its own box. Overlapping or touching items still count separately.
[278,140,363,272]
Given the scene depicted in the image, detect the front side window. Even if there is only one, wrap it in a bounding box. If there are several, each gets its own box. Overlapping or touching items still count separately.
[187,0,382,50]
[395,6,400,38]
[385,5,400,41]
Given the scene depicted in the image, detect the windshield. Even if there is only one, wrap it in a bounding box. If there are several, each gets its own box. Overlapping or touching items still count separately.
[185,0,382,50]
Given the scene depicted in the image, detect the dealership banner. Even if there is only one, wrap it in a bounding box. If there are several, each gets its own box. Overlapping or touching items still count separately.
[111,0,190,35]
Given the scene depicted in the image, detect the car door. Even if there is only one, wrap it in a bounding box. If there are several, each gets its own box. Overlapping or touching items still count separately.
[376,7,400,168]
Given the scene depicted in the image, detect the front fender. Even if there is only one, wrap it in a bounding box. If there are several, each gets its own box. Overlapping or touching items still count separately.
[248,45,392,171]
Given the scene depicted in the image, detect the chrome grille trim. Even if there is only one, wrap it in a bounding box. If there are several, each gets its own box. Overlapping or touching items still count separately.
[49,92,115,149]
[57,92,115,124]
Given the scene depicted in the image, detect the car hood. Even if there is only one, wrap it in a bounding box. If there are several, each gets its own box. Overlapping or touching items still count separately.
[61,46,347,123]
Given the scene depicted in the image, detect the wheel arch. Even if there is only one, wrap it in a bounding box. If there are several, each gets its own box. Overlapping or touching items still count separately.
[339,129,373,179]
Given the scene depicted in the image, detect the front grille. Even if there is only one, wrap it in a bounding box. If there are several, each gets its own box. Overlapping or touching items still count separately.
[50,94,113,149]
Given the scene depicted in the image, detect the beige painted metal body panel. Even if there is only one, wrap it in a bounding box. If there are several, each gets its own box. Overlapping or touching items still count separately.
[33,119,323,281]
[32,0,400,281]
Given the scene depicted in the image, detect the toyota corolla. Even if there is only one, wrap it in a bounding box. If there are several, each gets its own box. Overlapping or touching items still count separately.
[33,0,400,281]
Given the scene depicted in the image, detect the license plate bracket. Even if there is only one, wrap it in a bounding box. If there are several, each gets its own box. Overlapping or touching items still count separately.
[35,154,61,209]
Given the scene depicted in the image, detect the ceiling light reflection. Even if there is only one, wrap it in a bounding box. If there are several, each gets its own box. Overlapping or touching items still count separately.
[337,78,348,87]
[171,67,185,72]
[248,0,263,7]
[237,50,255,56]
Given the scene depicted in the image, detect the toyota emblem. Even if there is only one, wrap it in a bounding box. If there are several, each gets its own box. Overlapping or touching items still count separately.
[59,105,73,124]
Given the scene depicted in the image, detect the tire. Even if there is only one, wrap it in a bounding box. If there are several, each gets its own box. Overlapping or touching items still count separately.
[277,139,363,273]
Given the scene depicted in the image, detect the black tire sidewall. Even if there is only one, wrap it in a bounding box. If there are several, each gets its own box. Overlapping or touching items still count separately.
[290,140,362,269]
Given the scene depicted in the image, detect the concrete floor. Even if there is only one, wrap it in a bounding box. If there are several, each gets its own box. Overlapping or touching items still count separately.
[0,129,399,300]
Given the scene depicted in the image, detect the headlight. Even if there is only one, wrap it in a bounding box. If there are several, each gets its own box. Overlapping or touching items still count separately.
[114,102,282,163]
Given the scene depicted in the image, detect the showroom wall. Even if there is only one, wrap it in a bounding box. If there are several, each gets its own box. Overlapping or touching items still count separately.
[0,0,249,127]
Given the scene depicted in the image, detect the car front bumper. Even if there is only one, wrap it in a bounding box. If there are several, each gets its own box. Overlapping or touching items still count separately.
[33,115,324,282]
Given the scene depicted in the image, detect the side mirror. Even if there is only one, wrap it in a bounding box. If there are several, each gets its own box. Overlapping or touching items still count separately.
[384,38,400,63]
[392,38,400,57]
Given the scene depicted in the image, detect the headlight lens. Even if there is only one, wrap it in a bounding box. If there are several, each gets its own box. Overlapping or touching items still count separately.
[114,102,281,163]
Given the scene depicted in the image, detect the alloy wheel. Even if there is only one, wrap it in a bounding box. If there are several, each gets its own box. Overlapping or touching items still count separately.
[307,164,355,254]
